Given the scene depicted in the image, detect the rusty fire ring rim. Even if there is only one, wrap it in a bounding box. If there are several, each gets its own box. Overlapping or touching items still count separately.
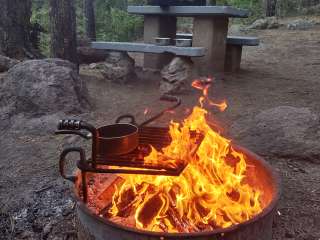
[75,144,281,238]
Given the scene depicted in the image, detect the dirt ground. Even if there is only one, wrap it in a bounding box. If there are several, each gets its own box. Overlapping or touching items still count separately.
[1,19,320,239]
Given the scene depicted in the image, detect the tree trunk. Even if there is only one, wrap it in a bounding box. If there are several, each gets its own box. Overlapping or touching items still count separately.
[49,0,78,64]
[84,0,96,41]
[266,0,277,16]
[0,0,33,59]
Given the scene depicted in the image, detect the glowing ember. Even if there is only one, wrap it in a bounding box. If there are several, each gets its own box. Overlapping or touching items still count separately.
[94,79,263,232]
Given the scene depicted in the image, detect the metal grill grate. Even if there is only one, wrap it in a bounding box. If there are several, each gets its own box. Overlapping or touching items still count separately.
[77,126,203,202]
[78,126,202,176]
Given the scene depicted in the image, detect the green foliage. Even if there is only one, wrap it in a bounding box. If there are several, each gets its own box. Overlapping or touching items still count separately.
[31,0,50,56]
[96,8,143,41]
[94,0,144,41]
[31,0,144,56]
[216,0,264,21]
[75,0,86,37]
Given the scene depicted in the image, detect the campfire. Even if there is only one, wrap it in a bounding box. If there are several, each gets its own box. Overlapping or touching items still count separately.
[57,78,279,239]
[69,79,272,234]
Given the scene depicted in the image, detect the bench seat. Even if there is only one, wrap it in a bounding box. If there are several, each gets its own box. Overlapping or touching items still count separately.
[225,36,259,72]
[91,42,205,57]
[92,35,259,72]
[176,33,260,46]
[226,36,259,46]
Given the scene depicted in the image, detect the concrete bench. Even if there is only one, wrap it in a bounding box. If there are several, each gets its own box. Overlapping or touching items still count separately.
[91,41,205,70]
[225,36,260,72]
[176,33,260,72]
[91,42,205,57]
[176,33,259,45]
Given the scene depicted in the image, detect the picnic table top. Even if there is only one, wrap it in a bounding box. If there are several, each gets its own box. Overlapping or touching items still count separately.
[127,5,249,18]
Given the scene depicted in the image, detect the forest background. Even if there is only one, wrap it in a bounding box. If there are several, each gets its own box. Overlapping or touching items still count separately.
[31,0,320,56]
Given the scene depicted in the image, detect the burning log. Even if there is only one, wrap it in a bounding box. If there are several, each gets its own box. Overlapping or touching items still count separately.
[167,207,191,233]
[87,174,124,212]
[167,194,200,233]
[115,188,136,217]
[136,194,166,228]
[158,219,169,232]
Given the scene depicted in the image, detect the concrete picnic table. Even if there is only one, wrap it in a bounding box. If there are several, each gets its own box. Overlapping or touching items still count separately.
[128,5,249,74]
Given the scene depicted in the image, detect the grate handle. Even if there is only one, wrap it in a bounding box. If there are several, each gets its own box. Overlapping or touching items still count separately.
[58,119,96,133]
[59,147,86,183]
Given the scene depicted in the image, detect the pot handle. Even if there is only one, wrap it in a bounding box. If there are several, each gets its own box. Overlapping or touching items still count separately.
[139,95,182,127]
[115,114,137,125]
[59,147,86,183]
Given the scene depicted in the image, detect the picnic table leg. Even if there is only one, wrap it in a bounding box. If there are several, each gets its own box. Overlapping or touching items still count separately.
[192,16,229,75]
[143,15,177,70]
[225,44,243,72]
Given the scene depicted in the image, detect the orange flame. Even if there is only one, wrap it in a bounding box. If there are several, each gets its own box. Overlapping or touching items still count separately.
[108,80,263,232]
[192,78,227,112]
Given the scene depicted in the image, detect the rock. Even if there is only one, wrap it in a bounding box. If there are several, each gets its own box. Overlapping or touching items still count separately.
[52,237,64,240]
[285,231,294,238]
[19,230,35,239]
[93,51,136,84]
[228,24,243,35]
[89,63,97,69]
[230,106,320,163]
[267,18,280,29]
[247,17,279,30]
[0,55,19,72]
[160,57,194,95]
[248,18,268,30]
[0,58,90,118]
[43,222,53,237]
[287,19,315,30]
[9,112,71,135]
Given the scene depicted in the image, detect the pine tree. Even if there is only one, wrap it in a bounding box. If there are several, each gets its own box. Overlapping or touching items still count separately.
[84,0,96,41]
[49,0,78,64]
[0,0,34,59]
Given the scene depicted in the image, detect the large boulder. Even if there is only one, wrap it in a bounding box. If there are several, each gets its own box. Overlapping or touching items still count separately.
[160,57,194,95]
[0,58,90,118]
[93,51,136,84]
[0,55,19,72]
[230,106,320,163]
[247,17,280,30]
